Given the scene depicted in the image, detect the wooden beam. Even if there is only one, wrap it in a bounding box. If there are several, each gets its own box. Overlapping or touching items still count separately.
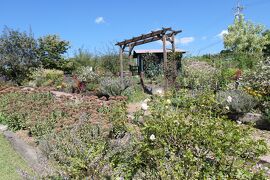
[163,34,168,91]
[119,47,124,86]
[129,36,163,47]
[115,27,173,46]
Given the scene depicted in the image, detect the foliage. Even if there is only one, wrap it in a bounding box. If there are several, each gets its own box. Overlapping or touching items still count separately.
[71,48,98,70]
[243,58,270,122]
[142,53,163,79]
[75,66,98,84]
[177,60,222,90]
[0,88,268,179]
[0,27,40,85]
[0,88,128,179]
[244,58,270,97]
[99,47,122,75]
[37,35,70,70]
[27,68,64,88]
[99,77,131,96]
[41,124,108,179]
[122,84,148,103]
[263,30,270,57]
[217,90,258,115]
[224,15,269,55]
[113,90,267,179]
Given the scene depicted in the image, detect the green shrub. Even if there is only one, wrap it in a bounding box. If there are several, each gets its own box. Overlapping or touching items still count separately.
[112,91,267,179]
[217,90,258,115]
[75,66,98,84]
[41,124,108,179]
[27,68,64,88]
[122,84,148,103]
[99,77,131,96]
[244,58,270,97]
[178,60,221,90]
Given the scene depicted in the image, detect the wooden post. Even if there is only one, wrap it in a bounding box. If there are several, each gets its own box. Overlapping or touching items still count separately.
[163,34,168,91]
[172,33,176,52]
[128,44,133,61]
[119,46,124,86]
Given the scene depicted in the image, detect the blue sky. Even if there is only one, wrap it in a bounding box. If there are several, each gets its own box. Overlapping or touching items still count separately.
[1,0,269,56]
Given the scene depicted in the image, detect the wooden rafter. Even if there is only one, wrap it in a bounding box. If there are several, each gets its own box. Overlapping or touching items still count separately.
[116,27,174,46]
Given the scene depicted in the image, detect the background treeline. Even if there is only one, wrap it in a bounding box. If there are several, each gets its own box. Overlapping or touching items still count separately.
[0,27,128,86]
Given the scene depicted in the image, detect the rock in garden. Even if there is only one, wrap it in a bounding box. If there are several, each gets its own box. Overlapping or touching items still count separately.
[0,124,8,132]
[239,113,269,129]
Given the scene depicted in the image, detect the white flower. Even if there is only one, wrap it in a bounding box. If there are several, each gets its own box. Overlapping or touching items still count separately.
[150,134,156,141]
[225,106,230,110]
[141,102,148,111]
[143,98,151,103]
[227,96,232,103]
[236,120,242,125]
[166,99,171,104]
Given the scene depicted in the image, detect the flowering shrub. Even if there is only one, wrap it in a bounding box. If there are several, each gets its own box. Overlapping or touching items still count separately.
[75,66,98,84]
[112,91,267,179]
[217,90,258,115]
[178,60,222,90]
[27,68,64,88]
[243,58,270,122]
[244,58,270,96]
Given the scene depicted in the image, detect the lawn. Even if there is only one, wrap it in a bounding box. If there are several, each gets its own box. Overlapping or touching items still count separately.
[0,134,33,180]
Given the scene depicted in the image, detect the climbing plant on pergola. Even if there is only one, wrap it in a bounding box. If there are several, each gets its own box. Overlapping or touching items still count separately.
[115,27,182,90]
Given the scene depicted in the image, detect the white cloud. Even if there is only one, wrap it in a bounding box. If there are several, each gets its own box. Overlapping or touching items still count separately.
[217,30,228,39]
[177,37,195,45]
[157,36,195,46]
[95,17,105,24]
[202,36,207,40]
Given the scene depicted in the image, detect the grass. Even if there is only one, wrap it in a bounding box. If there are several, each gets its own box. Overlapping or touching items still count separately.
[0,133,33,180]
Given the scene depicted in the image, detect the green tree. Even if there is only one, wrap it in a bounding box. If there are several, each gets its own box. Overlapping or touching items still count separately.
[224,15,268,55]
[263,30,270,57]
[71,48,99,70]
[0,27,39,85]
[37,35,70,70]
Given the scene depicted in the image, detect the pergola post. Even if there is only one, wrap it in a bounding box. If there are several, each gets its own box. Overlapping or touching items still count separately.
[162,34,168,91]
[171,33,176,52]
[119,46,124,86]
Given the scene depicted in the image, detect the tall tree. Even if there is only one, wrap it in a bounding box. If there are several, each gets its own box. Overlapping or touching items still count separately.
[263,30,270,57]
[37,35,70,69]
[0,27,39,85]
[224,15,268,55]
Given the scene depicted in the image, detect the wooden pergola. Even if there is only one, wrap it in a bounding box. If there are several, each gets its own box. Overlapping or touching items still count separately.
[115,27,182,90]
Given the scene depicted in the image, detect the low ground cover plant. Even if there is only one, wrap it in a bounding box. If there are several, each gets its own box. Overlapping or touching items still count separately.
[0,88,268,179]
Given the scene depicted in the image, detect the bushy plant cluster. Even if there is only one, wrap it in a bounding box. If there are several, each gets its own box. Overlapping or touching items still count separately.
[114,91,267,179]
[122,84,148,103]
[178,60,222,90]
[99,77,132,96]
[217,90,258,115]
[74,66,99,91]
[0,27,70,85]
[0,90,108,138]
[142,53,163,79]
[0,88,268,179]
[243,58,270,122]
[244,58,270,97]
[27,68,64,88]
